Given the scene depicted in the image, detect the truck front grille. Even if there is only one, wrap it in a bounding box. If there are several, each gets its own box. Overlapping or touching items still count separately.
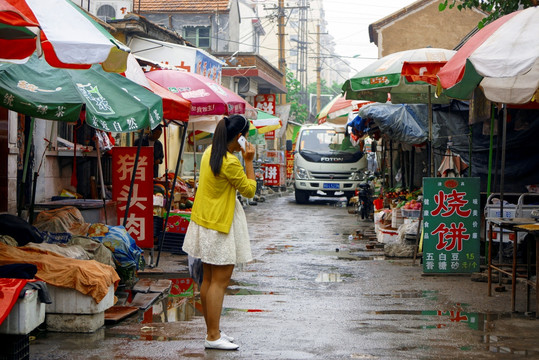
[310,171,353,180]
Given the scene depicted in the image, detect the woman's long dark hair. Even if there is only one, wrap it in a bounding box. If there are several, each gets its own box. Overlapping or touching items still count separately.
[209,115,250,176]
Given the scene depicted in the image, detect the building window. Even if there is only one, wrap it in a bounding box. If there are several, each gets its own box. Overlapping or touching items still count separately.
[97,5,116,21]
[183,26,211,48]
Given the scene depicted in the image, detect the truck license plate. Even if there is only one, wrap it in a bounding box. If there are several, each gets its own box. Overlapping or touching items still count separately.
[323,183,339,189]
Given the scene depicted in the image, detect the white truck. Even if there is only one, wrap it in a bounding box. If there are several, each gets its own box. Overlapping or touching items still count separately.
[291,123,367,204]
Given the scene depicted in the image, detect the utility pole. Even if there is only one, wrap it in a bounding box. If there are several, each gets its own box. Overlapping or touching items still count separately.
[296,0,308,107]
[316,23,321,114]
[274,0,309,105]
[278,0,286,105]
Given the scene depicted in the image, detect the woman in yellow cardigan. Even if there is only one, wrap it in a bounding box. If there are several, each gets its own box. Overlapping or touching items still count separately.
[182,115,256,350]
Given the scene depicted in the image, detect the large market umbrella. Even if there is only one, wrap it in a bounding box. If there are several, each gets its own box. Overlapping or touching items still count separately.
[123,54,191,122]
[146,69,254,117]
[0,54,163,221]
[317,93,371,124]
[343,48,456,104]
[437,6,539,104]
[0,55,162,131]
[147,69,257,133]
[0,0,130,72]
[437,6,539,222]
[343,47,456,176]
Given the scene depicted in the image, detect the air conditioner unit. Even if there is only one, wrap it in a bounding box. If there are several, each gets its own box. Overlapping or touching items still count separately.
[238,78,258,96]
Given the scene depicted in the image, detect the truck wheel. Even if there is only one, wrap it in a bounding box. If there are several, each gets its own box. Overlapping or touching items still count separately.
[295,190,309,204]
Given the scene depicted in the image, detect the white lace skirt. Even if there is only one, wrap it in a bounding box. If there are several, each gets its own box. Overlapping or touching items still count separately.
[182,198,252,265]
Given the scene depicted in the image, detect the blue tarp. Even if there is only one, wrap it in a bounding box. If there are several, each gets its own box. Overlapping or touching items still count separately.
[357,103,428,144]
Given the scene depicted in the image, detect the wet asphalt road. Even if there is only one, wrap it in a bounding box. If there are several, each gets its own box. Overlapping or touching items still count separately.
[30,192,539,359]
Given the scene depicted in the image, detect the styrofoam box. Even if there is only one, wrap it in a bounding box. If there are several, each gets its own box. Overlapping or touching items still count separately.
[46,284,114,314]
[0,289,46,335]
[377,229,399,244]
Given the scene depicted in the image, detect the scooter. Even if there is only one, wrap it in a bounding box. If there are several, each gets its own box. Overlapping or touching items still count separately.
[254,160,266,203]
[237,160,266,207]
[356,173,374,220]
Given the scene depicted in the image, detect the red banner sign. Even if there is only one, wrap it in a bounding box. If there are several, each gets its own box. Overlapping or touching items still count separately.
[286,151,294,179]
[263,163,285,187]
[112,147,154,248]
[255,94,276,115]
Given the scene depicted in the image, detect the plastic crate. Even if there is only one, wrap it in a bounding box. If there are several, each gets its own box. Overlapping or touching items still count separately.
[166,213,190,234]
[153,216,164,239]
[161,232,187,255]
[0,334,29,360]
[0,289,45,335]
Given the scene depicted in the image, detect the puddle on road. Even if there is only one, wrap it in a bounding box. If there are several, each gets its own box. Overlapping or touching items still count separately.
[316,272,343,282]
[99,300,537,358]
[368,305,533,331]
[132,280,273,324]
[106,331,181,342]
[227,288,277,295]
[481,334,538,357]
[265,244,294,253]
[367,305,539,357]
[312,250,385,261]
[222,307,266,314]
[227,280,277,295]
[147,296,200,323]
[390,290,438,299]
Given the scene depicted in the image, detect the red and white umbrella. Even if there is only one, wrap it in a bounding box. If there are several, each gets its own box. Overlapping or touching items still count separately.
[437,6,539,104]
[146,69,256,133]
[0,0,130,71]
[317,93,373,125]
[123,54,191,122]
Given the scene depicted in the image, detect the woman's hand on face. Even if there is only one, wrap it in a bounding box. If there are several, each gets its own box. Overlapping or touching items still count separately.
[242,141,255,161]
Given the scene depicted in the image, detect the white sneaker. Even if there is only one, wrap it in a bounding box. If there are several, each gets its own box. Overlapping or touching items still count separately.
[204,336,239,350]
[220,330,234,343]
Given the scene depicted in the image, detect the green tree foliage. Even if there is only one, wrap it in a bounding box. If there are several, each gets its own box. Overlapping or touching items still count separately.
[439,0,537,28]
[306,80,345,118]
[306,79,342,97]
[285,69,308,123]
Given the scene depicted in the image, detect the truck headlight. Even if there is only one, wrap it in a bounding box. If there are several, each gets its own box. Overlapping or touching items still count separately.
[295,167,309,179]
[349,172,362,180]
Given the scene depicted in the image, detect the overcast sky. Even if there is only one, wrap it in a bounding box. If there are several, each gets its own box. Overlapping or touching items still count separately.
[323,0,417,77]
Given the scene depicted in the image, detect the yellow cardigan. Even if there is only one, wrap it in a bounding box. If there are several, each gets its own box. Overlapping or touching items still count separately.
[190,146,257,233]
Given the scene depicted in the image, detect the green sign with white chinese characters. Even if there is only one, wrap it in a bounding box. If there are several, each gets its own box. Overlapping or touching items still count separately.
[422,177,480,274]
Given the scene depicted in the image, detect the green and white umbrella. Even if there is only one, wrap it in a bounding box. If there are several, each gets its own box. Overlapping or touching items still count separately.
[343,47,456,176]
[0,54,162,132]
[343,47,455,104]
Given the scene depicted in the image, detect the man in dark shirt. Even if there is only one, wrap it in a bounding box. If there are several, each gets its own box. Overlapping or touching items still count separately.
[134,125,164,178]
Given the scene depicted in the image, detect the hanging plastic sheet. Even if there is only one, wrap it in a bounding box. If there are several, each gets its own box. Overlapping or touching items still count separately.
[358,103,428,145]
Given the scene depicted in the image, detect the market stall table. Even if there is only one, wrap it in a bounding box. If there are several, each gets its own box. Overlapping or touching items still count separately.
[486,217,537,314]
[34,199,118,225]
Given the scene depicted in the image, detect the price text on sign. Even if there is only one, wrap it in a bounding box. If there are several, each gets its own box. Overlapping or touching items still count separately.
[112,147,154,248]
[422,177,480,274]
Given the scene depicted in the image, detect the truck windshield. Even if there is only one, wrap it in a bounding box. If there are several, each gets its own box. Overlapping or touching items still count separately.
[299,129,357,154]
